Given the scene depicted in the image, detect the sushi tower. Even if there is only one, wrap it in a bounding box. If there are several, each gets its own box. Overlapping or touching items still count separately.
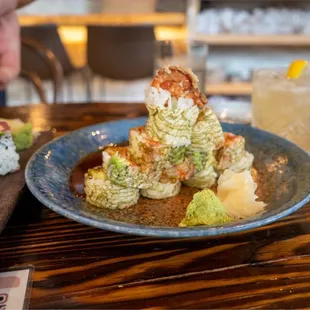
[85,65,254,209]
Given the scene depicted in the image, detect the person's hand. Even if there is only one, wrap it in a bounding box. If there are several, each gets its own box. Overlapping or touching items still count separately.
[0,0,20,90]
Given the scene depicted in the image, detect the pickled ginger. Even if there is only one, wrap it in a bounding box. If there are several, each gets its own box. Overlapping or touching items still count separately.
[217,169,266,219]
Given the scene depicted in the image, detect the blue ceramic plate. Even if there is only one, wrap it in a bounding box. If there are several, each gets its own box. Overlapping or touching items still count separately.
[25,117,310,238]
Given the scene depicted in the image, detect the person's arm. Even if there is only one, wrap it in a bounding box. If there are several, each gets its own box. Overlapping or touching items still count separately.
[0,0,35,15]
[0,0,34,89]
[0,0,21,89]
[17,0,35,9]
[0,0,17,16]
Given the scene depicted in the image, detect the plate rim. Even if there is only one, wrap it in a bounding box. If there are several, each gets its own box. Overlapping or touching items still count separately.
[25,117,310,238]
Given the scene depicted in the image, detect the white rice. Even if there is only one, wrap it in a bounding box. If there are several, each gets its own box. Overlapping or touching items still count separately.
[0,131,20,175]
[145,86,194,109]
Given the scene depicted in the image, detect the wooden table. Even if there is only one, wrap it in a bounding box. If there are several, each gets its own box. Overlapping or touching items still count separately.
[1,103,310,309]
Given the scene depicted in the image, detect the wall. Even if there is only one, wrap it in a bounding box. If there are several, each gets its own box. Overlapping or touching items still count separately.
[17,0,158,15]
[201,0,310,10]
[18,0,89,14]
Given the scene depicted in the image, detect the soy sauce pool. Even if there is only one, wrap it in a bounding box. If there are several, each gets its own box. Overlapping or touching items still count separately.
[68,140,198,226]
[70,141,129,198]
[69,142,267,227]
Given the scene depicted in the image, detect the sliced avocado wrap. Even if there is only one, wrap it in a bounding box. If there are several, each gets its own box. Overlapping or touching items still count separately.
[185,149,208,173]
[141,179,181,200]
[191,107,224,153]
[162,156,195,182]
[168,146,187,165]
[228,151,254,173]
[184,152,217,189]
[145,88,199,147]
[103,146,161,189]
[128,126,169,172]
[85,167,140,209]
[217,132,253,172]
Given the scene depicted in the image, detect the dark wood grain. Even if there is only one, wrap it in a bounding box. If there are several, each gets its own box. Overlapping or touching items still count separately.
[0,131,53,233]
[0,103,309,309]
[0,103,148,136]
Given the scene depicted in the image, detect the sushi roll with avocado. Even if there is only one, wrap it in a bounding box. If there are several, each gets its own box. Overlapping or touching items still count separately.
[162,155,195,182]
[182,106,224,188]
[102,146,162,189]
[186,150,209,173]
[183,152,217,189]
[141,176,181,200]
[216,133,254,173]
[228,152,254,173]
[85,167,139,209]
[128,126,169,172]
[168,146,187,165]
[0,118,33,151]
[0,122,20,176]
[145,65,206,147]
[191,106,225,153]
[160,146,196,183]
[161,146,208,183]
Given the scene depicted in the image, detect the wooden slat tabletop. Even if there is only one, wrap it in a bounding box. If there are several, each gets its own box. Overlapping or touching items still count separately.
[0,103,310,309]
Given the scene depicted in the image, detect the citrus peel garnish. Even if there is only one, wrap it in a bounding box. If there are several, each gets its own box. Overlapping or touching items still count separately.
[286,60,308,79]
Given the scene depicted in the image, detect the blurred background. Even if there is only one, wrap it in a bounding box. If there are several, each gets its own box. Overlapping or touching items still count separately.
[8,0,310,112]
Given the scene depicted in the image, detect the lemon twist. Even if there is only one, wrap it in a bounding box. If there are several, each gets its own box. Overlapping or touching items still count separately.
[286,60,308,79]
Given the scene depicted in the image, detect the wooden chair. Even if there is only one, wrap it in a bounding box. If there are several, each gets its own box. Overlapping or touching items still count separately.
[87,25,155,80]
[19,70,48,104]
[21,38,63,104]
[21,24,91,102]
[4,70,47,106]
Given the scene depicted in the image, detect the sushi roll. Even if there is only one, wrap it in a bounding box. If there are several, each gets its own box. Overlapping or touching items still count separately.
[168,146,187,165]
[141,176,181,200]
[162,145,196,182]
[161,146,202,183]
[102,146,161,189]
[145,65,207,147]
[186,150,209,173]
[162,157,195,182]
[0,122,20,176]
[128,126,169,171]
[162,147,210,184]
[230,152,254,172]
[217,133,254,173]
[0,118,33,151]
[151,65,206,107]
[183,152,217,189]
[191,106,225,153]
[85,167,139,209]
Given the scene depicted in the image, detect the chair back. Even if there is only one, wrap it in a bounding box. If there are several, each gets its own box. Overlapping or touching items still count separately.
[21,24,74,78]
[21,38,64,104]
[87,25,155,80]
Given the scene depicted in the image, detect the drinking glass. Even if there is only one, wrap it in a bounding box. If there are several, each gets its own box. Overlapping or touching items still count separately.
[252,68,310,152]
[154,40,208,92]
